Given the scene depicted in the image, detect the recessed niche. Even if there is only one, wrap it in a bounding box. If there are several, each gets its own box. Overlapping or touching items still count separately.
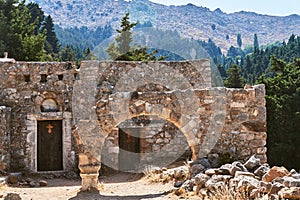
[41,99,58,112]
[40,74,47,83]
[24,74,30,82]
[58,74,64,80]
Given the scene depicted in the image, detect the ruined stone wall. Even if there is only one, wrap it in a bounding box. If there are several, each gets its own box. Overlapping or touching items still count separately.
[74,60,267,172]
[0,106,11,173]
[0,61,77,172]
[0,60,267,175]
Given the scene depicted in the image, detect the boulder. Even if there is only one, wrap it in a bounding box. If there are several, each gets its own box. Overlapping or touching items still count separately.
[189,164,205,177]
[218,164,232,175]
[174,166,189,181]
[282,177,300,187]
[205,179,225,192]
[262,166,290,182]
[236,176,260,192]
[259,181,272,193]
[39,180,48,187]
[254,163,270,178]
[268,182,284,195]
[235,171,255,178]
[228,161,245,176]
[207,154,219,168]
[4,193,22,200]
[195,173,209,189]
[29,181,36,187]
[191,157,211,169]
[181,179,195,191]
[278,187,300,199]
[244,155,261,171]
[205,168,218,176]
[174,181,184,188]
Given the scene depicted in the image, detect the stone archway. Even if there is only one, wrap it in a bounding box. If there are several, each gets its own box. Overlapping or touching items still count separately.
[72,60,221,190]
[101,115,192,173]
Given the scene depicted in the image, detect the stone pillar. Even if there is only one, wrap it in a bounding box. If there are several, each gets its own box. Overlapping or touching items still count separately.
[78,154,101,191]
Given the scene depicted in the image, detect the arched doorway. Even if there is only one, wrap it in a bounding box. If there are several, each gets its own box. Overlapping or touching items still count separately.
[101,115,192,173]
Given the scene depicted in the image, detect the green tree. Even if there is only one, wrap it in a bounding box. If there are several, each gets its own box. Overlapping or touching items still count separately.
[259,57,300,169]
[224,64,245,88]
[84,47,97,60]
[237,33,242,48]
[42,15,60,54]
[59,44,76,61]
[0,0,46,61]
[26,2,44,35]
[106,12,164,61]
[254,33,259,50]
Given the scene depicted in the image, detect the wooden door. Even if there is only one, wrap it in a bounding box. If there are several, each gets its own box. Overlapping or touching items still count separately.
[119,128,140,171]
[37,120,63,171]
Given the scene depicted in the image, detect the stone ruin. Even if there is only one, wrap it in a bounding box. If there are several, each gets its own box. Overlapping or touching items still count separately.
[0,60,267,190]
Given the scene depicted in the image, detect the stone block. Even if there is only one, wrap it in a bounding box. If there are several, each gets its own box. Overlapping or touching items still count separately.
[262,166,290,182]
[278,187,300,199]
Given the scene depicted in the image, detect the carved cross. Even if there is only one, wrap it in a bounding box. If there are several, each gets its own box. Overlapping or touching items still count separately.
[46,124,54,134]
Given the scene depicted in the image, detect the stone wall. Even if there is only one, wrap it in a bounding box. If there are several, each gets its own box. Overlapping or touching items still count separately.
[73,60,267,179]
[0,60,267,182]
[0,61,77,172]
[0,106,11,174]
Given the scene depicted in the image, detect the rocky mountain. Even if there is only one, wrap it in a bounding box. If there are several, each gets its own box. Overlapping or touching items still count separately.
[28,0,300,52]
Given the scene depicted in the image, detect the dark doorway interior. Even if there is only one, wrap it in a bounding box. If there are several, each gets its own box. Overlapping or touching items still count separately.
[37,120,63,171]
[118,128,140,172]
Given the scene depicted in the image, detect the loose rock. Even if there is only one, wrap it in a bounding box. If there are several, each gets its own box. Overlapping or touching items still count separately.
[278,187,300,199]
[262,166,290,182]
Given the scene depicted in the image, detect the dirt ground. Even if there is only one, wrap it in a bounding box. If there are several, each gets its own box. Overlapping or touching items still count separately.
[0,172,199,200]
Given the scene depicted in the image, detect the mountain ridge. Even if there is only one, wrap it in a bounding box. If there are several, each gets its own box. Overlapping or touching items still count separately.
[28,0,300,52]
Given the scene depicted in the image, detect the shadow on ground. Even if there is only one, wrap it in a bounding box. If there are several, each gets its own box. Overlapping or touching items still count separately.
[69,190,171,200]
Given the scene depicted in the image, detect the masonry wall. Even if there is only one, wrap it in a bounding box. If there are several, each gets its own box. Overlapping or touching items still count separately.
[0,61,77,172]
[0,60,267,173]
[0,106,11,174]
[76,60,267,171]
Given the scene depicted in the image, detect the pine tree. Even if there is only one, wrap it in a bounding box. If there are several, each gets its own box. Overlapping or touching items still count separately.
[254,33,259,50]
[42,15,60,54]
[106,12,165,61]
[59,44,76,61]
[237,33,242,48]
[26,2,44,35]
[224,64,245,88]
[259,57,300,169]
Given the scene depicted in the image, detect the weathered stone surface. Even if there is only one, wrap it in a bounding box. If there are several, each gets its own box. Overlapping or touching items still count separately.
[244,155,261,171]
[236,176,260,192]
[4,193,22,200]
[278,187,300,199]
[269,182,285,195]
[0,60,267,191]
[174,166,189,182]
[254,163,270,178]
[195,173,209,189]
[39,180,47,187]
[7,175,19,184]
[190,164,205,177]
[181,179,195,191]
[205,168,218,176]
[235,171,256,178]
[282,177,300,187]
[228,161,247,176]
[262,166,290,182]
[259,181,272,193]
[218,164,232,175]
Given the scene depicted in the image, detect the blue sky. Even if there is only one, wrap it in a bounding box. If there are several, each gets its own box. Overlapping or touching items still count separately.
[149,0,300,16]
